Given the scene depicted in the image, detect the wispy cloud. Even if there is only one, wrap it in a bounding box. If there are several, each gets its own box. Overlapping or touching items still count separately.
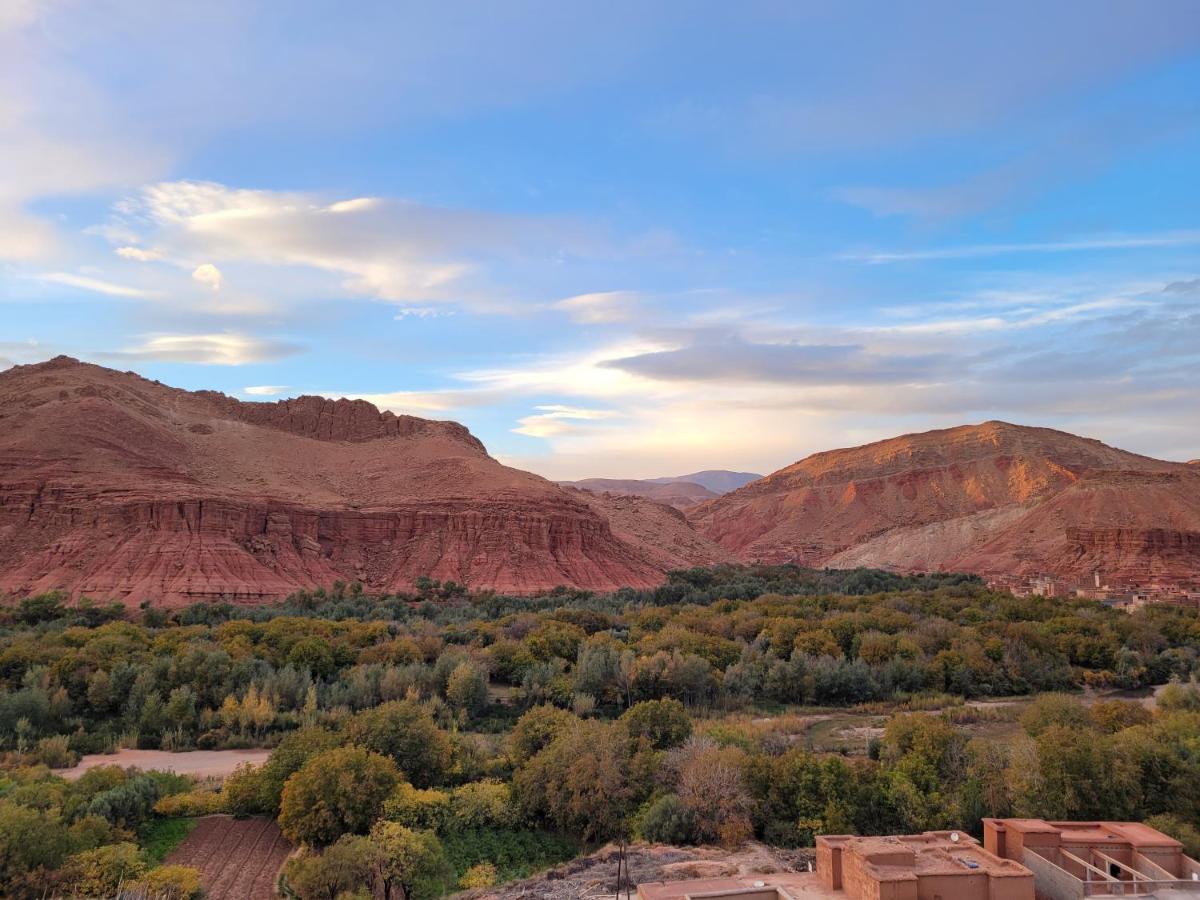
[841,231,1200,264]
[513,405,617,438]
[243,384,290,396]
[37,272,159,298]
[106,333,301,365]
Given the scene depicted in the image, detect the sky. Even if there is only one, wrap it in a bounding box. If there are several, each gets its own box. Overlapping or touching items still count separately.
[2,1,1199,479]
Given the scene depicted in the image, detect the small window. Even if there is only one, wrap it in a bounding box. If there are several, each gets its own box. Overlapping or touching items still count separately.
[1109,862,1121,879]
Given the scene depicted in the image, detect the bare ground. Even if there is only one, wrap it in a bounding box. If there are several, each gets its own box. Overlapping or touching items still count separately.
[456,842,815,899]
[165,815,292,900]
[55,748,271,781]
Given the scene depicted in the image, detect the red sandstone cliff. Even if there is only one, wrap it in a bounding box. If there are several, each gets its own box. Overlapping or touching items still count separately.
[690,422,1200,582]
[0,357,729,605]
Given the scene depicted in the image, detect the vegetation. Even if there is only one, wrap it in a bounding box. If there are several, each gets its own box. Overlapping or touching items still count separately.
[1,565,1199,896]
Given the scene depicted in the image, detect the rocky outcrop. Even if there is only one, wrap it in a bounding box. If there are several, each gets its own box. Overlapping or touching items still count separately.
[0,358,727,604]
[692,422,1200,582]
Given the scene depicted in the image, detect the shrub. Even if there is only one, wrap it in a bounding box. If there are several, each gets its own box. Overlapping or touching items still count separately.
[459,862,498,889]
[383,782,451,830]
[32,735,78,769]
[154,789,226,817]
[449,780,519,830]
[60,842,147,895]
[222,762,266,816]
[636,793,696,844]
[133,864,204,899]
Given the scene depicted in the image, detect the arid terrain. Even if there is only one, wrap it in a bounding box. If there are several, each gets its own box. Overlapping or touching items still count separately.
[0,357,728,604]
[3,359,1198,606]
[690,421,1200,583]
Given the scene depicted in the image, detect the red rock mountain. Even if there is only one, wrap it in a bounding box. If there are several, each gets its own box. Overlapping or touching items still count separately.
[556,478,719,510]
[0,357,729,605]
[690,421,1200,583]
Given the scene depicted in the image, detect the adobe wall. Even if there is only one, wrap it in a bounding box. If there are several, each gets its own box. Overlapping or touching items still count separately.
[841,849,918,900]
[914,872,986,900]
[1019,849,1084,900]
[817,838,844,890]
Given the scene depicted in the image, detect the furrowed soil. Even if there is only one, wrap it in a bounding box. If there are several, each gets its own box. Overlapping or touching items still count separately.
[165,815,292,900]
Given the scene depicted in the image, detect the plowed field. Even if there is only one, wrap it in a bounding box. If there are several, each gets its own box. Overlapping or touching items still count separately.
[165,815,291,900]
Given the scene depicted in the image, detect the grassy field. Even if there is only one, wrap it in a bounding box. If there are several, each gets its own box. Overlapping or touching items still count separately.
[138,816,200,865]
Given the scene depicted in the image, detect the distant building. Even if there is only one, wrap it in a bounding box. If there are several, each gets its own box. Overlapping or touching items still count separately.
[984,818,1200,898]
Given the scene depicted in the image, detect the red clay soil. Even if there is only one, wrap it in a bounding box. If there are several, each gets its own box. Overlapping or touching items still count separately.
[0,357,729,605]
[166,815,291,900]
[690,421,1200,582]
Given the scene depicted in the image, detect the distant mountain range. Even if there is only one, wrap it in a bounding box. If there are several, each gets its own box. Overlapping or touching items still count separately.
[2,357,1197,604]
[556,470,761,510]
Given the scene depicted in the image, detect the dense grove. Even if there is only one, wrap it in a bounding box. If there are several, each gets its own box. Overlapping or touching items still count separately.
[2,566,1200,898]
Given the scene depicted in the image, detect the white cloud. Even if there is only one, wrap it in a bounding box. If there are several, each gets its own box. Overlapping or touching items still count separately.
[555,290,641,324]
[111,332,300,365]
[513,405,617,438]
[116,246,163,262]
[99,180,607,309]
[191,262,223,291]
[394,306,451,319]
[244,384,290,396]
[37,272,159,298]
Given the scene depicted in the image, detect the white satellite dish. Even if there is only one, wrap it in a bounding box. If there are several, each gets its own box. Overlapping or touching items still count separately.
[950,832,960,843]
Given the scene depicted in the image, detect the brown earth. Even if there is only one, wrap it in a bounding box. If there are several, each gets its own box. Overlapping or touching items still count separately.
[165,815,291,900]
[0,357,728,605]
[55,748,271,781]
[691,421,1200,582]
[456,842,813,900]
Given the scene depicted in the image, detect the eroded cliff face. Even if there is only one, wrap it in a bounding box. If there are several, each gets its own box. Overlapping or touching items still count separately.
[692,422,1200,581]
[0,357,725,604]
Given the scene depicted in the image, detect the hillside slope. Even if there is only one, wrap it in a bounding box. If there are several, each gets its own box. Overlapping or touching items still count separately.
[0,357,727,604]
[691,422,1200,581]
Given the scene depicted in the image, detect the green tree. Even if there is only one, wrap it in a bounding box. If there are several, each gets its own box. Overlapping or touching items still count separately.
[345,700,453,787]
[367,821,452,900]
[280,747,401,846]
[620,698,692,750]
[445,662,488,718]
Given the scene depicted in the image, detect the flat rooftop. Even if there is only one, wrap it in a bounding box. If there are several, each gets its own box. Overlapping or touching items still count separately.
[821,832,1030,879]
[993,819,1184,849]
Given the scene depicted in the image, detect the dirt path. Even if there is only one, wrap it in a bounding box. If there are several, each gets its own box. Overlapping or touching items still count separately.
[166,815,292,900]
[55,748,271,781]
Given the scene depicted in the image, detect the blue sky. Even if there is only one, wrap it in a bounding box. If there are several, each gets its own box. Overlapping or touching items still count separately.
[2,1,1199,478]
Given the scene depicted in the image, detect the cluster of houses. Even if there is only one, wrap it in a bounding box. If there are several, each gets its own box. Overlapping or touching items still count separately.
[639,819,1200,900]
[986,571,1200,612]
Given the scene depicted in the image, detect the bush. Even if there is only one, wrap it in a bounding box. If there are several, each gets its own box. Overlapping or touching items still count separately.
[620,699,693,750]
[133,864,204,899]
[449,780,519,830]
[60,842,147,895]
[222,762,266,816]
[154,789,226,817]
[32,735,78,769]
[383,782,450,830]
[636,793,696,844]
[459,862,498,889]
